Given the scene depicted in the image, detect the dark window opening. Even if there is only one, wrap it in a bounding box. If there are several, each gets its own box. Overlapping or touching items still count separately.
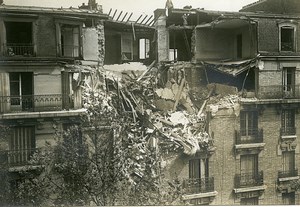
[189,158,209,179]
[9,72,33,111]
[281,109,295,135]
[282,192,295,205]
[4,21,34,56]
[60,25,80,57]
[237,34,243,59]
[281,27,294,52]
[169,30,192,61]
[241,197,259,205]
[104,34,121,64]
[283,67,295,98]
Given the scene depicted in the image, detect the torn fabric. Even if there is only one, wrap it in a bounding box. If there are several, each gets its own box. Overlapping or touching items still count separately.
[201,58,257,77]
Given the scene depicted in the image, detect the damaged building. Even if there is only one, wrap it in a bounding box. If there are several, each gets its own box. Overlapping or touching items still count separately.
[0,0,300,206]
[0,0,109,199]
[154,0,300,205]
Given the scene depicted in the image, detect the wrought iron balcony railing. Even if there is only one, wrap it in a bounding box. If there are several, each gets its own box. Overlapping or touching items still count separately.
[0,94,76,113]
[280,127,296,136]
[182,177,214,194]
[258,85,300,99]
[2,43,35,57]
[235,129,263,145]
[235,171,264,188]
[0,148,37,167]
[278,169,298,179]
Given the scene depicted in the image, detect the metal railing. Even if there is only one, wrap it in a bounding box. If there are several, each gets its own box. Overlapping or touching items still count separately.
[0,148,37,167]
[3,43,35,57]
[258,85,300,99]
[280,127,296,136]
[0,94,72,113]
[235,129,263,145]
[281,42,294,52]
[182,177,214,194]
[278,169,298,178]
[235,171,264,188]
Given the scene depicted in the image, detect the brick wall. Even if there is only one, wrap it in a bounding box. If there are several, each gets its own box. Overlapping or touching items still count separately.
[36,15,57,57]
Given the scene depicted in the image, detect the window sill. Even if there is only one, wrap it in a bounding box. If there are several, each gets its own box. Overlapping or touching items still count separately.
[182,191,218,200]
[278,176,299,182]
[234,185,266,193]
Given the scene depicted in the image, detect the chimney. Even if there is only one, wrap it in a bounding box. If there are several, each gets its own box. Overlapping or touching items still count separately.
[88,0,96,9]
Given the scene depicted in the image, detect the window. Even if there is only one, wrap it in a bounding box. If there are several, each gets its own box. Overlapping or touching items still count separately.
[121,34,133,61]
[186,158,212,194]
[240,111,258,137]
[237,34,243,59]
[139,38,150,59]
[189,158,209,179]
[282,151,295,175]
[9,72,33,111]
[240,154,260,187]
[8,126,35,166]
[282,192,295,205]
[4,21,34,56]
[241,197,259,205]
[280,26,295,52]
[240,154,258,176]
[60,25,80,57]
[169,48,178,61]
[281,109,295,135]
[283,67,296,98]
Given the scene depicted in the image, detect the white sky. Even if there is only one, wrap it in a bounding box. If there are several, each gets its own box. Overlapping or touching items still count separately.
[4,0,258,20]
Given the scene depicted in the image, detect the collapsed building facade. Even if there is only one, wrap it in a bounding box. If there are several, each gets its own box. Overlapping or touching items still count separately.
[154,0,300,205]
[0,0,300,206]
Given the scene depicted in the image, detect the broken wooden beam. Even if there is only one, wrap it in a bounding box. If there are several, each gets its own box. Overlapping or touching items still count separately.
[197,86,215,117]
[112,9,117,19]
[137,60,156,82]
[136,14,143,23]
[144,15,153,25]
[140,15,148,24]
[108,8,112,16]
[126,12,133,22]
[121,12,128,22]
[116,11,123,21]
[173,78,185,112]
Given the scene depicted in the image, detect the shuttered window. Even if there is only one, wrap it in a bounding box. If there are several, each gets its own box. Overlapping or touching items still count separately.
[8,126,35,165]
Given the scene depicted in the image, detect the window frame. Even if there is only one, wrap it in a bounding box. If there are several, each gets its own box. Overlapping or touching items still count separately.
[1,16,37,57]
[279,23,297,52]
[55,18,83,58]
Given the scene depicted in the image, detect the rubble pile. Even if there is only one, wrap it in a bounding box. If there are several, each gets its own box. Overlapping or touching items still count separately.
[83,62,214,156]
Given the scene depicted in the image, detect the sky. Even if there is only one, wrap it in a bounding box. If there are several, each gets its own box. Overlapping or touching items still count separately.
[4,0,258,20]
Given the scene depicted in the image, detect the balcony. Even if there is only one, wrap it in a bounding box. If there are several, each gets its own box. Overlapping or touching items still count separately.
[236,129,263,145]
[182,177,214,195]
[258,85,300,99]
[280,127,296,137]
[278,169,298,179]
[0,94,76,113]
[235,171,264,188]
[0,148,37,167]
[2,43,35,57]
